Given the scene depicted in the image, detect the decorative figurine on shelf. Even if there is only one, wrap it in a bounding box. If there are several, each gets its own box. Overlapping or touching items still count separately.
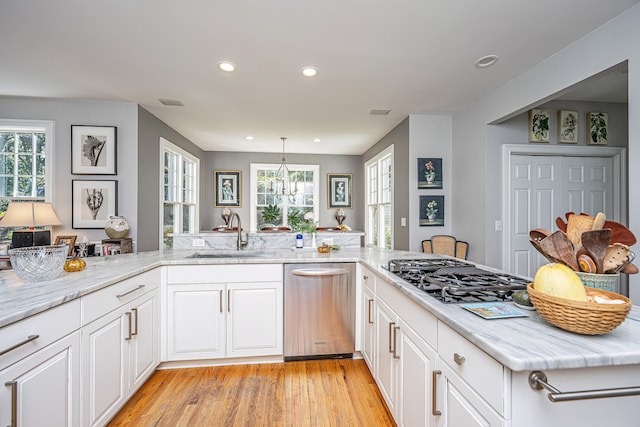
[222,208,232,226]
[335,208,346,226]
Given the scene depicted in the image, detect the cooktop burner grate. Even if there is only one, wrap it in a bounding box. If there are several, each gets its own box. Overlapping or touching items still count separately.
[385,258,530,303]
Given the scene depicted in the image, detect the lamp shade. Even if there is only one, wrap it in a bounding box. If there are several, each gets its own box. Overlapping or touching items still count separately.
[0,202,63,228]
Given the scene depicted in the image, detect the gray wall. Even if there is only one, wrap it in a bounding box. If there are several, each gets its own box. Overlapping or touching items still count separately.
[204,151,363,231]
[363,117,410,250]
[450,3,640,301]
[0,96,139,244]
[137,106,206,251]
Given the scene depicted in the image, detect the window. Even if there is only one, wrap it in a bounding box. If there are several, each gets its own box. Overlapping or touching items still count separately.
[161,138,199,248]
[0,120,54,240]
[250,163,319,231]
[365,145,393,249]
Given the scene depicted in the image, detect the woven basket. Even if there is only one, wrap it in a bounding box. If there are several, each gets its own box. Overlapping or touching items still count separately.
[527,283,631,335]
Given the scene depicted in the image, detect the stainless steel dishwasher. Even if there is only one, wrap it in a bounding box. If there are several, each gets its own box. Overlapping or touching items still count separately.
[284,263,355,361]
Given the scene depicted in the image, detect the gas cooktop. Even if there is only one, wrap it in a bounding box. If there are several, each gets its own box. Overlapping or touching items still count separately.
[385,258,530,304]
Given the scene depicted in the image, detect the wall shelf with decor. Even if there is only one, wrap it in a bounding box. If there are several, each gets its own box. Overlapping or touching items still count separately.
[101,238,133,255]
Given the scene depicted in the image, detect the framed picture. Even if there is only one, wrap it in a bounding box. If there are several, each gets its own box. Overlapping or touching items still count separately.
[214,170,241,207]
[418,158,443,189]
[328,173,352,209]
[528,109,550,142]
[71,125,117,175]
[419,195,444,226]
[558,110,578,144]
[72,180,118,229]
[588,112,608,145]
[54,235,77,256]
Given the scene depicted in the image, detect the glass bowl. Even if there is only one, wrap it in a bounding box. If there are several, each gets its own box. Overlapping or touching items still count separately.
[9,245,68,282]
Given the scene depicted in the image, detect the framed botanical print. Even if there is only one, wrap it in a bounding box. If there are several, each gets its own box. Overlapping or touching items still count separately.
[418,158,443,189]
[72,180,118,228]
[588,112,608,145]
[558,110,578,143]
[71,125,117,174]
[328,173,352,209]
[214,170,241,207]
[528,109,550,142]
[419,195,444,226]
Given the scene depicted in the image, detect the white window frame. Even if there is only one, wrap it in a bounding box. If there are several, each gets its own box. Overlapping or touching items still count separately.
[0,119,54,203]
[159,137,199,248]
[365,145,394,249]
[249,163,319,232]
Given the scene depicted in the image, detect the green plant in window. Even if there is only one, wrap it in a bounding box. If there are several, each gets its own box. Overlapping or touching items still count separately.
[261,204,281,227]
[287,209,302,231]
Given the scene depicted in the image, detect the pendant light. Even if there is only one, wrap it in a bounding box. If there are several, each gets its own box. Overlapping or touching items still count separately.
[270,137,298,197]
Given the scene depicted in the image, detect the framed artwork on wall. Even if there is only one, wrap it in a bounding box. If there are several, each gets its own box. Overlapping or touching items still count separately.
[419,195,444,227]
[417,158,443,189]
[327,173,352,209]
[214,170,241,207]
[528,109,550,142]
[557,110,578,144]
[72,180,118,228]
[588,112,608,145]
[71,125,117,174]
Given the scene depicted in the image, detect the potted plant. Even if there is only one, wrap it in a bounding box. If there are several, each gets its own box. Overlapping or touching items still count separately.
[261,204,281,228]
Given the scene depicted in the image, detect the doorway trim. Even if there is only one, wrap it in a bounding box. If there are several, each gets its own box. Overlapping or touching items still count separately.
[501,144,627,272]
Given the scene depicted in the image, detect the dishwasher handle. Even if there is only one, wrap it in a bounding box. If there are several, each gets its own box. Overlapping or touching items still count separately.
[290,268,350,277]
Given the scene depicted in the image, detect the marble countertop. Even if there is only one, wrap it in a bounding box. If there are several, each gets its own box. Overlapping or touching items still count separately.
[1,247,639,372]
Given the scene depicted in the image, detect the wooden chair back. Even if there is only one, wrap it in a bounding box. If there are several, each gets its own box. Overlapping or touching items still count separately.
[421,235,469,260]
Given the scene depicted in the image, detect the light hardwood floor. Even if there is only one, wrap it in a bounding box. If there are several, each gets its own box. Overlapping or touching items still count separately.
[108,359,395,427]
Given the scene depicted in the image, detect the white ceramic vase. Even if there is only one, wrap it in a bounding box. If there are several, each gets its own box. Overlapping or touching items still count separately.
[105,216,130,239]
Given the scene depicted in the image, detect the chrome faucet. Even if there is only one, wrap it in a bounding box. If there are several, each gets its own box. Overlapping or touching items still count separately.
[228,213,248,250]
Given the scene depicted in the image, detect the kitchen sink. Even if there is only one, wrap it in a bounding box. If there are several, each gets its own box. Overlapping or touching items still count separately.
[187,252,275,259]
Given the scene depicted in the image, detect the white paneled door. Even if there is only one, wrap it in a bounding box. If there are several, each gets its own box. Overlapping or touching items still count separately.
[509,154,613,278]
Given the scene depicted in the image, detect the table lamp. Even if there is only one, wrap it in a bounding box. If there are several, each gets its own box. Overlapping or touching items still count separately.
[0,201,63,248]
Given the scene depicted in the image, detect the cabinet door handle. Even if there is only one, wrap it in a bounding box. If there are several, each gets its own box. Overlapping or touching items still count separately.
[368,299,374,324]
[432,370,442,416]
[125,312,133,340]
[132,308,139,336]
[388,322,395,353]
[0,334,39,357]
[454,352,466,366]
[116,284,145,299]
[5,380,17,427]
[393,326,400,359]
[219,289,223,313]
[364,275,369,280]
[227,289,231,312]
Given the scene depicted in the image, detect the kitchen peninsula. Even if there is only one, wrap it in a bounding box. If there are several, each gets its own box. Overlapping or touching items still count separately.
[1,248,639,426]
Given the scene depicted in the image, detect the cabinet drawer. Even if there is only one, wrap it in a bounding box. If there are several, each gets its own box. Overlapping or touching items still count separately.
[0,299,81,370]
[167,264,282,284]
[82,268,160,324]
[437,321,507,415]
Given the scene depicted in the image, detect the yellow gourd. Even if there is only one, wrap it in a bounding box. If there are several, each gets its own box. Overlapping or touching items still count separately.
[64,257,86,272]
[533,263,587,302]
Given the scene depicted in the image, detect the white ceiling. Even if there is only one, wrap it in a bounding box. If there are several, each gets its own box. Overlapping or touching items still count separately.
[0,0,637,155]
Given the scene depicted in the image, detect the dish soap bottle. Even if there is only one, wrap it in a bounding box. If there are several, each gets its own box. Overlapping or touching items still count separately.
[296,233,303,248]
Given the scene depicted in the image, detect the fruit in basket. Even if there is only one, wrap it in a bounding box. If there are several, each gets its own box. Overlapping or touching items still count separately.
[533,263,587,302]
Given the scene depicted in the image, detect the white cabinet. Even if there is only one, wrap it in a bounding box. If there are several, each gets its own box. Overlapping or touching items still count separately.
[0,331,81,427]
[433,322,507,427]
[372,275,439,427]
[81,270,160,427]
[361,283,376,369]
[166,264,283,361]
[0,299,81,427]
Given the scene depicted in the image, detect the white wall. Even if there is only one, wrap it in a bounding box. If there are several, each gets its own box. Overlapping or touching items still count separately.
[409,114,453,253]
[0,97,139,244]
[451,5,640,300]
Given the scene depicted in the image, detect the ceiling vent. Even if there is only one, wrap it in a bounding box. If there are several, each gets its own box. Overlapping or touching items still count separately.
[158,98,184,106]
[369,109,391,116]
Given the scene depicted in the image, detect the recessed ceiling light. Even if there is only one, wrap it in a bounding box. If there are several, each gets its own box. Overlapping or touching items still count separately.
[301,66,319,77]
[218,61,236,72]
[245,136,254,140]
[474,55,499,68]
[313,138,321,143]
